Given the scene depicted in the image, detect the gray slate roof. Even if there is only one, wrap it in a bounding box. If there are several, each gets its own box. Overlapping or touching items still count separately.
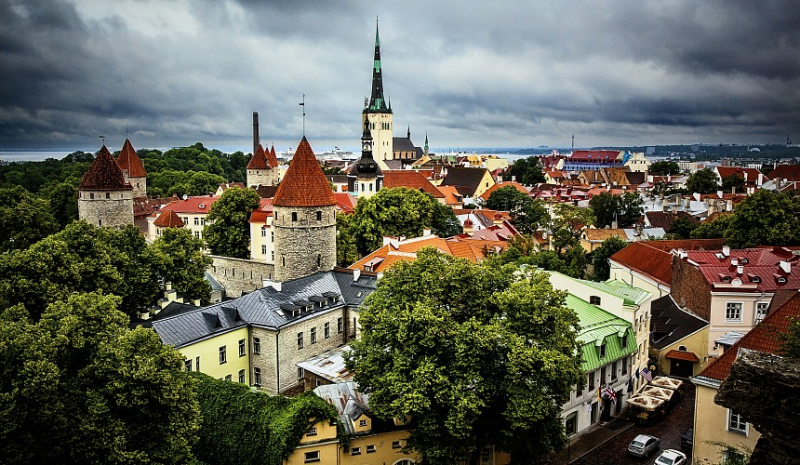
[650,295,708,350]
[441,166,490,197]
[152,269,378,348]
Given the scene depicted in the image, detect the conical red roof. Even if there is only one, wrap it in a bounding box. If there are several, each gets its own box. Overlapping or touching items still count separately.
[247,144,270,170]
[116,139,147,177]
[153,209,184,228]
[268,145,279,168]
[79,145,132,190]
[273,137,336,207]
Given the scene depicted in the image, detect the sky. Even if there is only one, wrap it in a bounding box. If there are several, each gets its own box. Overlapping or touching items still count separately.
[1,0,799,154]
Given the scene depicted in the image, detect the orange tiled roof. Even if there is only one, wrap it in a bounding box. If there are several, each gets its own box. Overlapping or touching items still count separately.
[161,196,217,214]
[79,145,132,191]
[247,144,271,170]
[116,139,147,177]
[273,137,336,207]
[268,145,279,168]
[383,171,445,198]
[334,193,357,214]
[478,181,529,201]
[436,185,463,205]
[609,239,727,286]
[583,228,627,242]
[664,349,700,363]
[248,198,274,224]
[153,209,184,228]
[698,291,800,382]
[716,166,761,182]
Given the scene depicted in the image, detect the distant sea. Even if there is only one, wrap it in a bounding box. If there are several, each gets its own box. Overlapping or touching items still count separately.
[0,150,76,162]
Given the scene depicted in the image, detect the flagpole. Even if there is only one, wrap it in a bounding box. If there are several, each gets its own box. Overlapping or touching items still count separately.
[299,94,306,137]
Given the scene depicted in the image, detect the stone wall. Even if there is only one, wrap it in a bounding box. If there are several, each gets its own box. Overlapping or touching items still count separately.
[273,205,336,282]
[209,255,275,297]
[671,255,712,320]
[247,168,278,188]
[78,189,134,228]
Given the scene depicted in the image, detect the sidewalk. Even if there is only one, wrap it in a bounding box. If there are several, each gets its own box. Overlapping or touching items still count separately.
[546,418,634,464]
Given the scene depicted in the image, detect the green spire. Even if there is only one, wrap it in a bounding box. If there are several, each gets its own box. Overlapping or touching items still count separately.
[366,18,390,113]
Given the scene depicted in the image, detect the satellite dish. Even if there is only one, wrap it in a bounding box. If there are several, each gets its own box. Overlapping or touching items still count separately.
[182,194,188,200]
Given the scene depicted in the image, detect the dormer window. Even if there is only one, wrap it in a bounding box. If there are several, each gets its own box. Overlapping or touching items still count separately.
[600,343,607,358]
[721,276,731,283]
[621,333,628,348]
[590,296,601,305]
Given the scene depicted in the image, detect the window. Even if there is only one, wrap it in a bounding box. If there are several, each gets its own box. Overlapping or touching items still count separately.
[261,245,267,254]
[600,343,607,358]
[337,317,343,333]
[184,359,192,372]
[224,374,231,382]
[366,445,376,453]
[392,441,401,449]
[316,211,322,221]
[253,337,261,355]
[194,217,199,225]
[359,419,368,427]
[565,411,578,436]
[723,449,747,465]
[271,231,274,242]
[575,381,582,398]
[239,339,246,357]
[306,427,317,437]
[600,366,607,384]
[238,369,245,384]
[271,251,275,261]
[590,295,601,305]
[726,302,743,322]
[291,212,298,222]
[298,367,304,380]
[351,447,361,456]
[304,451,320,463]
[588,371,595,390]
[90,192,94,199]
[611,361,618,380]
[219,346,227,364]
[755,302,769,324]
[105,192,110,199]
[728,410,747,434]
[195,356,200,371]
[621,332,628,348]
[310,327,317,344]
[324,322,330,338]
[622,356,628,375]
[254,367,261,386]
[297,332,304,349]
[261,228,267,236]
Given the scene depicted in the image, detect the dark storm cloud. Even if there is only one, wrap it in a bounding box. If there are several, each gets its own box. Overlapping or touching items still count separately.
[0,0,798,151]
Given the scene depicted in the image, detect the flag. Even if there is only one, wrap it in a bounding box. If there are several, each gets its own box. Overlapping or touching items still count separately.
[596,387,601,402]
[604,387,617,405]
[641,366,653,383]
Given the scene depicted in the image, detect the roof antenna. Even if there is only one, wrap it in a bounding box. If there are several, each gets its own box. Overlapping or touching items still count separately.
[299,94,306,137]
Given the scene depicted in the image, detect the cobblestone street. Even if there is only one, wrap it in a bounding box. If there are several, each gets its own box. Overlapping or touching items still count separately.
[548,382,695,465]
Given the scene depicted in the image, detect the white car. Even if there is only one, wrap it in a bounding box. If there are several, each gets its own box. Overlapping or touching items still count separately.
[654,448,687,465]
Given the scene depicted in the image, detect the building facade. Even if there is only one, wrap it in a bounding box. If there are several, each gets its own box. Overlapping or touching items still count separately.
[78,145,134,228]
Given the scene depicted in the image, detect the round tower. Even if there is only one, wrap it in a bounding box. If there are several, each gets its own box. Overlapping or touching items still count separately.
[246,144,272,188]
[272,137,337,282]
[78,145,134,228]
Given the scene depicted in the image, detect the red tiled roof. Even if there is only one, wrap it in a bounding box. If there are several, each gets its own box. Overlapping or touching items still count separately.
[268,145,279,168]
[478,181,529,201]
[664,349,700,363]
[716,166,761,183]
[698,291,800,381]
[334,193,357,214]
[609,242,675,286]
[569,150,622,161]
[161,196,217,214]
[153,209,184,228]
[684,247,800,292]
[383,171,445,198]
[79,145,132,191]
[248,198,274,223]
[116,139,147,177]
[273,137,336,207]
[247,144,271,170]
[767,164,800,181]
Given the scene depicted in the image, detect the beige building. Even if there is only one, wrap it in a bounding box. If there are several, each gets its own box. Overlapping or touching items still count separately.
[147,195,217,243]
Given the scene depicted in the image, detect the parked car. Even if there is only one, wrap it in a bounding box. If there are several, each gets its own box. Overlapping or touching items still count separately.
[681,428,693,449]
[654,448,687,465]
[627,434,660,458]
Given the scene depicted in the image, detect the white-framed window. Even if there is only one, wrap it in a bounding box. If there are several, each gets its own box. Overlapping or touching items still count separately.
[238,369,245,384]
[253,337,261,355]
[351,447,361,455]
[359,419,368,427]
[726,302,743,322]
[304,450,320,463]
[306,427,317,437]
[366,445,376,453]
[755,302,769,324]
[261,228,267,237]
[184,359,192,372]
[392,441,402,449]
[239,339,246,357]
[253,367,261,386]
[337,317,343,333]
[297,332,304,349]
[219,346,227,364]
[261,245,267,254]
[728,409,748,435]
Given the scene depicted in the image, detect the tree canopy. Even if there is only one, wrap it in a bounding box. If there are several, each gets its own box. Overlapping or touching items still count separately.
[0,185,59,252]
[591,237,628,281]
[589,192,644,228]
[204,186,261,258]
[151,228,214,303]
[648,160,682,175]
[504,156,546,185]
[721,174,746,194]
[686,168,721,194]
[346,249,583,463]
[724,190,800,248]
[0,292,201,464]
[485,186,549,234]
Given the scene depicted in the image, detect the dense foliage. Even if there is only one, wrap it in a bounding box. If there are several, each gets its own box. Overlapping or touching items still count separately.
[780,317,800,359]
[648,160,682,175]
[686,168,720,194]
[503,156,546,184]
[0,185,59,251]
[347,249,584,463]
[0,292,201,464]
[139,143,249,196]
[485,186,550,234]
[589,192,644,228]
[190,372,339,465]
[151,228,213,303]
[204,186,261,258]
[590,237,628,281]
[721,174,745,194]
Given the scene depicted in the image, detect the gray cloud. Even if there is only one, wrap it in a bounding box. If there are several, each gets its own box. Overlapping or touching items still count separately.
[0,0,798,153]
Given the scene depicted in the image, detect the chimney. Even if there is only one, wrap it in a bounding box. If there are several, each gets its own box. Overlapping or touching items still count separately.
[423,228,432,236]
[731,258,739,266]
[780,260,791,274]
[722,245,730,257]
[353,268,361,281]
[253,112,260,155]
[262,279,282,292]
[717,190,724,198]
[737,265,744,275]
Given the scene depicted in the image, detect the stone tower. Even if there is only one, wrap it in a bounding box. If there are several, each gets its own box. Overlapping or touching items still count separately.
[272,137,336,282]
[346,119,383,198]
[247,144,279,187]
[361,19,393,170]
[78,145,134,228]
[116,138,147,198]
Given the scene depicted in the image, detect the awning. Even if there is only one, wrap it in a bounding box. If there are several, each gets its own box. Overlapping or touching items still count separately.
[664,350,700,363]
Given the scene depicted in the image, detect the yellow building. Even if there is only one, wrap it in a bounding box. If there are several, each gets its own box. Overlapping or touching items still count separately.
[649,295,709,378]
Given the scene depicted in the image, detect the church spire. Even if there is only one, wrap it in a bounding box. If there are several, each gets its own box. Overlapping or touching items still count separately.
[366,18,389,113]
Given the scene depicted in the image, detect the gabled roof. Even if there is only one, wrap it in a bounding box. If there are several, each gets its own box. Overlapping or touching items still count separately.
[248,198,274,224]
[609,239,726,286]
[436,185,464,205]
[153,209,185,228]
[79,145,133,191]
[247,144,271,170]
[569,150,622,161]
[696,290,800,383]
[273,137,336,207]
[392,136,417,152]
[649,295,708,350]
[767,164,800,181]
[682,247,800,292]
[267,145,279,168]
[440,166,491,196]
[478,181,529,201]
[116,139,147,177]
[567,294,636,372]
[382,171,445,198]
[161,195,217,214]
[333,193,357,214]
[716,166,761,183]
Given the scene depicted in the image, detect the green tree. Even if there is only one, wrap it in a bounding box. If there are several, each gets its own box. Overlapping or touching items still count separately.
[549,203,595,239]
[780,317,800,359]
[721,174,746,194]
[724,190,800,248]
[504,156,546,185]
[43,182,79,228]
[690,214,733,240]
[0,292,201,464]
[432,201,463,238]
[0,186,59,251]
[335,213,360,267]
[648,160,682,175]
[346,249,584,463]
[589,192,643,228]
[686,168,721,194]
[591,237,627,281]
[485,186,549,234]
[151,228,213,303]
[485,185,530,211]
[204,187,261,258]
[666,217,697,239]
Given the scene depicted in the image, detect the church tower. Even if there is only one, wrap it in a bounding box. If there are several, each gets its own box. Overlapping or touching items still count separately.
[347,119,383,198]
[78,145,134,228]
[272,137,337,282]
[361,19,393,170]
[116,138,147,198]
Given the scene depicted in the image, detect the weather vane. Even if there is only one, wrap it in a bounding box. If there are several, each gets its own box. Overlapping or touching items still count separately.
[99,134,106,145]
[299,94,306,136]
